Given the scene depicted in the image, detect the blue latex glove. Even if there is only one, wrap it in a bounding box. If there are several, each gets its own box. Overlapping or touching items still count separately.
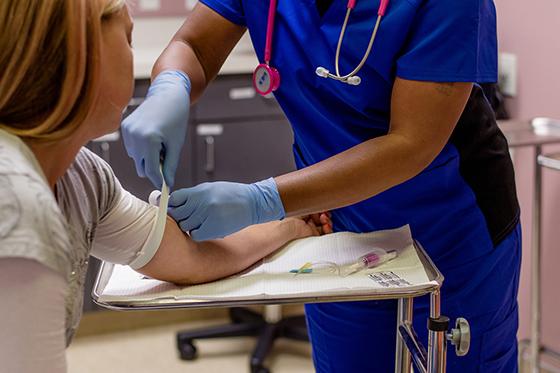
[121,70,191,189]
[168,178,286,241]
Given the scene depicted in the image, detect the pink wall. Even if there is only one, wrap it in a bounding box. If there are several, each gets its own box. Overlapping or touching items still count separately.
[128,0,191,18]
[494,0,560,351]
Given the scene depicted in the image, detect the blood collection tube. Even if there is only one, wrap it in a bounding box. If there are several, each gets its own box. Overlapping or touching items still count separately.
[343,249,397,277]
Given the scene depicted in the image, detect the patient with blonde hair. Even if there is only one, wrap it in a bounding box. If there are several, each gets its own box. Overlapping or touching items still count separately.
[0,1,331,371]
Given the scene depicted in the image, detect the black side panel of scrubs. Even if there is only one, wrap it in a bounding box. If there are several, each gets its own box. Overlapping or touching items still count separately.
[450,85,520,246]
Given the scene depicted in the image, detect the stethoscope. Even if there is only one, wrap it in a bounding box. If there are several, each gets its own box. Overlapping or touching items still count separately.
[252,0,391,96]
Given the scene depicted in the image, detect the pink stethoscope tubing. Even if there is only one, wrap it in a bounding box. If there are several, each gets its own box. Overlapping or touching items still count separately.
[253,0,391,94]
[252,0,281,96]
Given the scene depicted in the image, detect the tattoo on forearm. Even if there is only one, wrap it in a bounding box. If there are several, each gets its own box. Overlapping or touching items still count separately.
[435,83,455,97]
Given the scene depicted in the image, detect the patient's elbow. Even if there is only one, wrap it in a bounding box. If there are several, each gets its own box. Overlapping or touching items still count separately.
[168,272,210,287]
[170,277,196,286]
[137,269,201,287]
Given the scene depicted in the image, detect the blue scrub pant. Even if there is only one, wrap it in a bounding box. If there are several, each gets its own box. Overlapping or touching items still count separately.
[305,224,521,373]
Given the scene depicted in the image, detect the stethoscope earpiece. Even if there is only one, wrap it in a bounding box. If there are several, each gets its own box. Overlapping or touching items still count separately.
[315,67,330,78]
[316,67,362,86]
[317,0,390,86]
[347,76,361,86]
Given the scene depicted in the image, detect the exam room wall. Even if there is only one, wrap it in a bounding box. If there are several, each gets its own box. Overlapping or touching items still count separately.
[494,0,560,353]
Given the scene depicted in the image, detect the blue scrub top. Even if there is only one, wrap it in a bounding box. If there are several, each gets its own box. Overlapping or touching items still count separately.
[199,0,505,278]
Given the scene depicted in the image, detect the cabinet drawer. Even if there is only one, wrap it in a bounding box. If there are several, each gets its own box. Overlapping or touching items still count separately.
[193,74,284,122]
[194,119,295,184]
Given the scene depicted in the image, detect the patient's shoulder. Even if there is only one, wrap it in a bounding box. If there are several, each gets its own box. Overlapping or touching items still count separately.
[0,171,72,277]
[73,147,115,181]
[0,131,72,275]
[66,147,123,219]
[72,147,116,187]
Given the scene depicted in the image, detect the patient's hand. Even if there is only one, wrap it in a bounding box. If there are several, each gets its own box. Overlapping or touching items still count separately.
[291,212,333,239]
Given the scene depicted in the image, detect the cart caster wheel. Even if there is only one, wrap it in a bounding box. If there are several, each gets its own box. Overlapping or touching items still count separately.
[179,342,198,360]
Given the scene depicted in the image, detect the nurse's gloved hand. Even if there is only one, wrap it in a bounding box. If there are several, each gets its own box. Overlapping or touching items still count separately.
[168,178,286,241]
[121,70,191,189]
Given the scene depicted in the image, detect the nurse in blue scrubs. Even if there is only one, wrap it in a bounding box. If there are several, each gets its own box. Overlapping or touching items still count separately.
[122,0,521,371]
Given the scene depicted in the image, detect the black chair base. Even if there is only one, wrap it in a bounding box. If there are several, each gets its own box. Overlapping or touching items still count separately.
[176,307,309,373]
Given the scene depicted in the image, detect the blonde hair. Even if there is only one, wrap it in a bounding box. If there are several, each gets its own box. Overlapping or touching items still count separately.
[0,0,126,141]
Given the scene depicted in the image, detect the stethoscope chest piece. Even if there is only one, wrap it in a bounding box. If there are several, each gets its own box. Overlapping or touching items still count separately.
[253,63,281,96]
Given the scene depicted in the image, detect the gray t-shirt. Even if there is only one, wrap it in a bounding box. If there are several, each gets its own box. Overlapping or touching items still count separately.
[0,130,157,343]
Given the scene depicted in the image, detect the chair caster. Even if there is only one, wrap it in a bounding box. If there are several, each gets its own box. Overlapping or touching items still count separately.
[251,366,270,373]
[178,341,198,361]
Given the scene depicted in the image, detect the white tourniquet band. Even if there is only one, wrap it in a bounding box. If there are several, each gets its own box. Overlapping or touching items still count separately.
[129,167,169,270]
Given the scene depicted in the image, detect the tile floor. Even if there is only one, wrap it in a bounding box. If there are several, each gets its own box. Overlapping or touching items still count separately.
[67,319,314,373]
[66,316,560,373]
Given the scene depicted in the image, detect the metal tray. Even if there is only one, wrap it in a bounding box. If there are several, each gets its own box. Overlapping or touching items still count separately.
[92,241,443,311]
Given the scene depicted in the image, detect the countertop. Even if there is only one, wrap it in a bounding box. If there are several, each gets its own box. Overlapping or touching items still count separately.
[498,118,560,148]
[132,17,257,79]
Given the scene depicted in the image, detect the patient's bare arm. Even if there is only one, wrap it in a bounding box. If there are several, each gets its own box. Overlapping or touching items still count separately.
[137,215,331,286]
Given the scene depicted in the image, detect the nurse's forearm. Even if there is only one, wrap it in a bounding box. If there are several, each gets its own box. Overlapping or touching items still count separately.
[152,3,246,102]
[153,39,207,101]
[275,79,473,217]
[275,134,428,216]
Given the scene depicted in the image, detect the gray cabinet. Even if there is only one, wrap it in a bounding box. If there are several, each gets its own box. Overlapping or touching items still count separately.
[193,75,284,122]
[191,74,295,183]
[83,74,294,312]
[193,119,295,183]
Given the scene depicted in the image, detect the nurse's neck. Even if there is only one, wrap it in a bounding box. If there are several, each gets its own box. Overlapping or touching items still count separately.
[24,129,89,193]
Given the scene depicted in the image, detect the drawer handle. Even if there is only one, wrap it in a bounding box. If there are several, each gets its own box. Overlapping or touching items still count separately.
[99,142,111,163]
[197,124,222,174]
[92,131,120,143]
[197,124,224,136]
[204,136,215,174]
[229,87,256,100]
